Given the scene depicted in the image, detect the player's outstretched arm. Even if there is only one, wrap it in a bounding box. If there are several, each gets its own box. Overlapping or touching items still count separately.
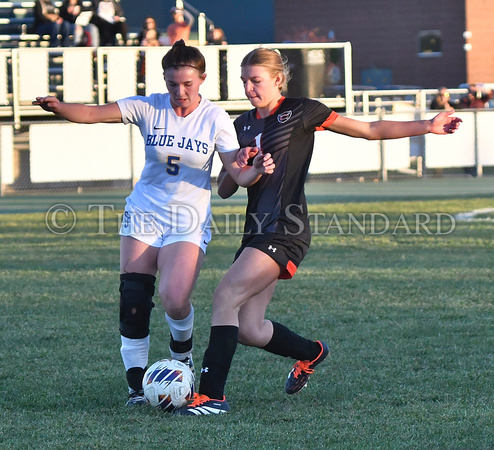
[33,96,122,124]
[327,110,462,140]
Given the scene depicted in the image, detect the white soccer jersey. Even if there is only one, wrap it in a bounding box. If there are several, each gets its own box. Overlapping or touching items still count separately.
[117,93,239,246]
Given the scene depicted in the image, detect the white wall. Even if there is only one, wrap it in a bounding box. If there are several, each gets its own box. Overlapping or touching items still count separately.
[30,123,131,182]
[18,110,492,186]
[0,125,14,185]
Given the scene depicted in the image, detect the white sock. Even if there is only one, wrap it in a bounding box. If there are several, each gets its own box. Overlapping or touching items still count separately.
[120,335,150,371]
[166,305,194,360]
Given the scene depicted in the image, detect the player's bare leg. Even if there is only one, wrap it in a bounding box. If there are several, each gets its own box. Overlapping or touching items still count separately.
[119,236,159,406]
[177,247,329,415]
[157,241,205,378]
[237,280,277,347]
[176,249,281,415]
[212,248,281,326]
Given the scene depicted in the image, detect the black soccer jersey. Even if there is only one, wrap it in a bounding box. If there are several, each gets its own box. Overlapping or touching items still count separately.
[234,97,338,246]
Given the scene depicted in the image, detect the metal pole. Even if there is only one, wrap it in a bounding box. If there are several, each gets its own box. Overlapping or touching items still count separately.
[362,91,369,115]
[11,49,21,130]
[198,13,206,46]
[343,42,354,114]
[378,105,387,182]
[418,90,427,111]
[474,110,482,177]
[97,48,105,105]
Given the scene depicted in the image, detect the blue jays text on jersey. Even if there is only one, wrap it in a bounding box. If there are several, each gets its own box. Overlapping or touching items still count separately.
[146,133,209,154]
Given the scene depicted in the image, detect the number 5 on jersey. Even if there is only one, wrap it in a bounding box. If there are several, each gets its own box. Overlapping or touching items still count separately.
[166,155,181,175]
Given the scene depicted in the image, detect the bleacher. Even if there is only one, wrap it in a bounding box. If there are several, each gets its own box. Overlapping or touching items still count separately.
[0,1,101,47]
[0,1,139,48]
[0,1,48,47]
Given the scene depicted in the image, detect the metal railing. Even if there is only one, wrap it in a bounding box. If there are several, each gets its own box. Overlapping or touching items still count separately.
[0,42,476,127]
[0,42,354,127]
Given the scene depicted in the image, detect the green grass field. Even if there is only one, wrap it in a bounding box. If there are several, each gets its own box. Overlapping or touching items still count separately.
[1,179,493,449]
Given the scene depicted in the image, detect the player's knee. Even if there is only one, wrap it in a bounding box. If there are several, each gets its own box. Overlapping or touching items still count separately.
[158,285,187,310]
[158,288,191,319]
[119,272,156,339]
[213,284,246,314]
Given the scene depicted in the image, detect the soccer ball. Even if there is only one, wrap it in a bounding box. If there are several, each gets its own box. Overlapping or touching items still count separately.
[142,359,194,412]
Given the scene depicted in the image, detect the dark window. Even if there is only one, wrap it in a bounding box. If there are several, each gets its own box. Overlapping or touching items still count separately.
[418,31,442,57]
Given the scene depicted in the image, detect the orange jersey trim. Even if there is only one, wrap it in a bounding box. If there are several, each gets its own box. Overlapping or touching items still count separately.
[256,96,286,120]
[279,260,298,280]
[315,110,339,131]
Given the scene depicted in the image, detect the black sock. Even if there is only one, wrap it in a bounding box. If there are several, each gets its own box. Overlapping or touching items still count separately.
[169,334,193,355]
[262,321,320,361]
[126,367,146,392]
[198,325,238,399]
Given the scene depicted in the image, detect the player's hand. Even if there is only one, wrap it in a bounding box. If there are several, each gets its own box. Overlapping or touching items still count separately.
[253,152,275,175]
[33,96,60,113]
[237,146,259,167]
[430,110,462,134]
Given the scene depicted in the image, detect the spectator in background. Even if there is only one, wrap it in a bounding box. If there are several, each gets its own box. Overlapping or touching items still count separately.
[458,84,493,109]
[167,6,194,45]
[34,0,73,47]
[430,86,455,110]
[207,27,227,45]
[60,0,99,47]
[139,16,167,46]
[141,28,160,47]
[307,27,329,42]
[282,25,330,43]
[91,0,128,46]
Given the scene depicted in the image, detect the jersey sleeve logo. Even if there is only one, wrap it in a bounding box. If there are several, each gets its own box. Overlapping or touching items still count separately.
[277,110,292,123]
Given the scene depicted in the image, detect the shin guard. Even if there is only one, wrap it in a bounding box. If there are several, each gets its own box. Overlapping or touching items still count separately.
[119,273,156,339]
